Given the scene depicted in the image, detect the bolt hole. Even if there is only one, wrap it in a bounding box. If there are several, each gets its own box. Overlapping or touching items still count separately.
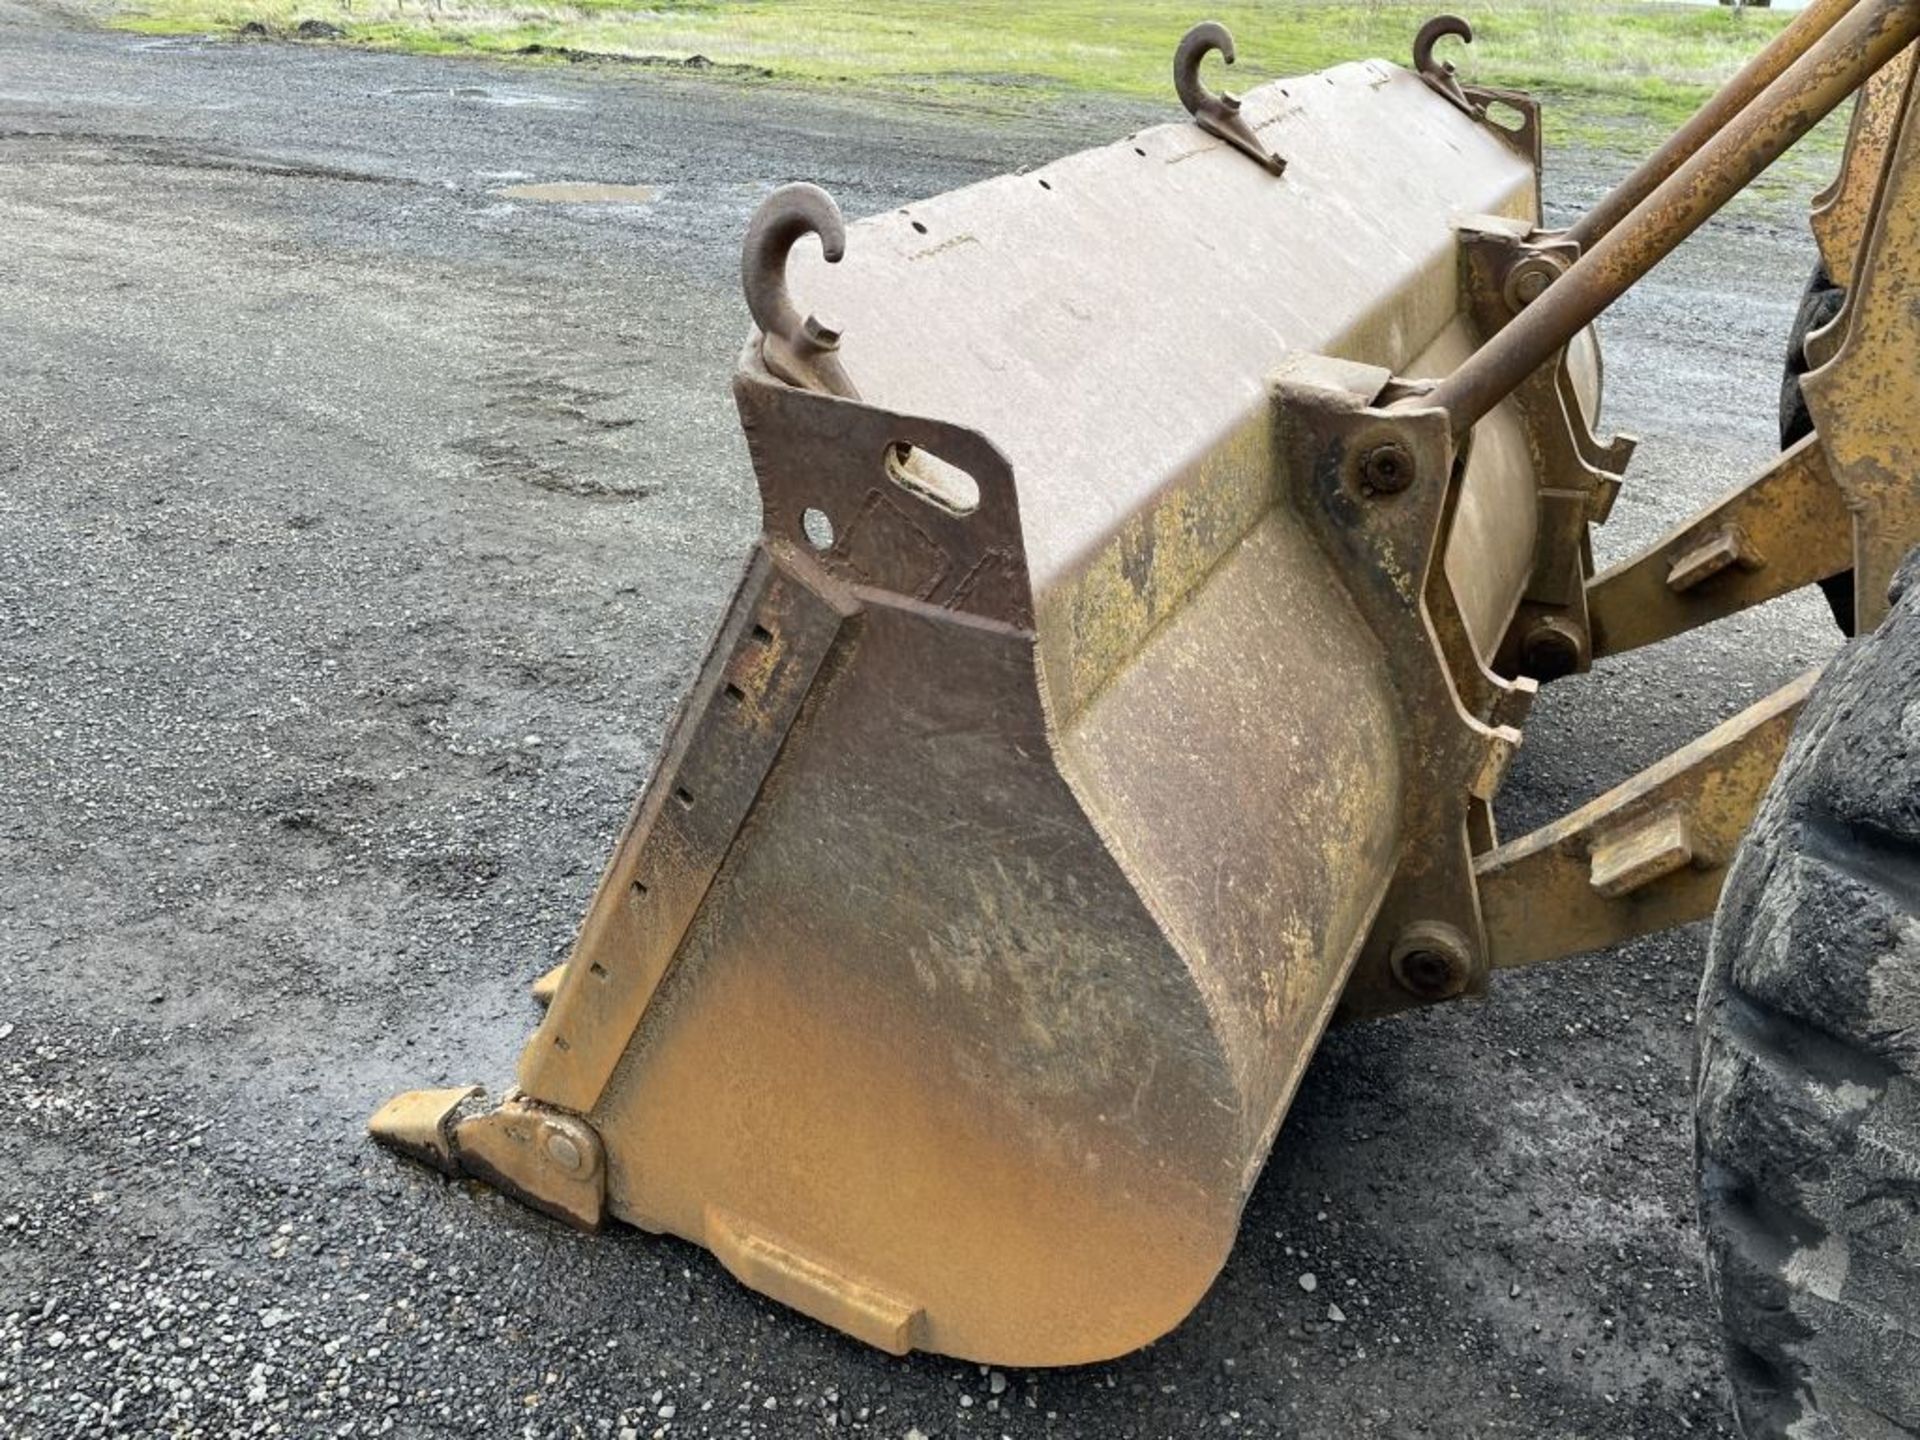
[885,443,980,515]
[801,506,834,551]
[909,219,927,235]
[1133,146,1146,157]
[1485,99,1528,134]
[724,681,746,704]
[589,961,607,979]
[631,878,649,899]
[552,1035,570,1052]
[1037,178,1052,190]
[751,622,774,645]
[674,785,695,809]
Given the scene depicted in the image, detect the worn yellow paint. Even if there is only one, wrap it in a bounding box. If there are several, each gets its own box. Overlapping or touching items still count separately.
[1804,53,1920,630]
[1811,46,1916,291]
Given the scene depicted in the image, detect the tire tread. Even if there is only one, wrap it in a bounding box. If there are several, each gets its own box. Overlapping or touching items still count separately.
[1697,549,1920,1437]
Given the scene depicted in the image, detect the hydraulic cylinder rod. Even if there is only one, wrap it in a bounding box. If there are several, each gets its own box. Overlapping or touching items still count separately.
[1564,0,1859,251]
[1425,0,1920,441]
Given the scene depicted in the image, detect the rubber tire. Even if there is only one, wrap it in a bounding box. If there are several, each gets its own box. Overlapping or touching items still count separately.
[1696,548,1920,1440]
[1779,261,1855,636]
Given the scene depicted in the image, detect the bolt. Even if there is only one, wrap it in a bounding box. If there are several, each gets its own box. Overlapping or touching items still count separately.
[544,1128,583,1173]
[1521,616,1585,681]
[1389,922,1476,1001]
[1502,255,1561,313]
[1358,442,1416,495]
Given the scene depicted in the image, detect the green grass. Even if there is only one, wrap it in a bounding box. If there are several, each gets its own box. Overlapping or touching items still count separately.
[109,0,1847,182]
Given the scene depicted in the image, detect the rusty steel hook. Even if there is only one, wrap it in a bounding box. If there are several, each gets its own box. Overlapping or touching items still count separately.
[742,182,859,400]
[1413,14,1484,119]
[1173,22,1286,177]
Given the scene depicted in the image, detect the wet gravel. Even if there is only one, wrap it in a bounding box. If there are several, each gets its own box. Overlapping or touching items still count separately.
[0,10,1845,1437]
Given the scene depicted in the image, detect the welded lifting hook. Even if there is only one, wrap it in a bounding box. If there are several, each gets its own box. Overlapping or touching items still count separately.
[1413,14,1485,119]
[1173,22,1287,177]
[742,182,859,400]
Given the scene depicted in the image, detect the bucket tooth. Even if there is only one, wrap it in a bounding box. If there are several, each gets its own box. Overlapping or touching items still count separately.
[370,1089,606,1231]
[367,1085,484,1175]
[530,962,566,1009]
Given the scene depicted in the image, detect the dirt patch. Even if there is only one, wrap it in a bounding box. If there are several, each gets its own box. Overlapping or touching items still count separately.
[516,43,773,80]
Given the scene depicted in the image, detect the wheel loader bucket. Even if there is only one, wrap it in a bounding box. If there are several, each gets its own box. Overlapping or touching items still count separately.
[374,44,1582,1365]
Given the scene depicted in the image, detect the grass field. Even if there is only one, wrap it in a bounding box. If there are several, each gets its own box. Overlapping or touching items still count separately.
[109,0,1847,179]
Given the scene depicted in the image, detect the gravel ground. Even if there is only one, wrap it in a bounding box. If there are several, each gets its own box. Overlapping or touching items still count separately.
[0,10,1848,1438]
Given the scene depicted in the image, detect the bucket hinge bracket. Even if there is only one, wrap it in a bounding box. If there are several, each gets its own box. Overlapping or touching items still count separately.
[1270,356,1524,1020]
[1456,218,1640,681]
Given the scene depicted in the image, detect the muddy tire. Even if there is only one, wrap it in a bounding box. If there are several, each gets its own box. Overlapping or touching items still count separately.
[1780,262,1855,635]
[1696,549,1920,1439]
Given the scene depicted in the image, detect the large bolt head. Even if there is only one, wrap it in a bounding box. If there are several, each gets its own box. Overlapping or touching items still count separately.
[1389,921,1476,1001]
[1357,441,1416,496]
[1521,615,1586,681]
[1502,253,1564,313]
